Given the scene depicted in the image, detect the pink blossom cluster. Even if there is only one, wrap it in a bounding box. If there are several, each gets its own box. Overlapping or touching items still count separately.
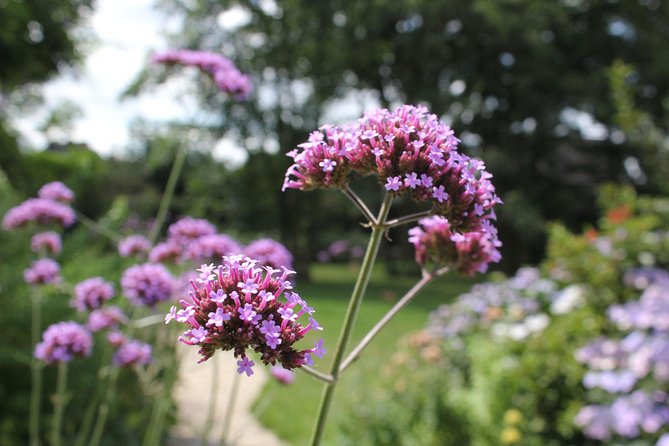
[113,340,153,367]
[2,198,76,230]
[24,258,62,285]
[34,321,93,364]
[182,234,243,263]
[87,306,127,332]
[244,238,294,271]
[270,366,296,385]
[283,105,501,231]
[150,217,233,263]
[152,49,252,99]
[37,181,75,203]
[118,234,152,258]
[31,231,62,256]
[166,255,326,375]
[408,216,501,275]
[72,277,115,312]
[121,263,175,307]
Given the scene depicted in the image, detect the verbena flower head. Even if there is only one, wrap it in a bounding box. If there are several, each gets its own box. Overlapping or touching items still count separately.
[408,216,501,275]
[31,231,62,256]
[121,263,175,307]
[149,240,182,263]
[152,49,252,99]
[166,255,325,375]
[34,321,93,364]
[167,217,217,245]
[37,181,75,203]
[106,330,127,347]
[72,277,115,312]
[118,235,152,258]
[113,340,153,367]
[283,104,501,231]
[2,198,76,230]
[270,365,296,385]
[244,238,294,270]
[182,234,243,263]
[87,306,127,332]
[24,258,61,285]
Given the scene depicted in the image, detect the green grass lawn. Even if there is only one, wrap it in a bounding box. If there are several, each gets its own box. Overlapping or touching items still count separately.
[254,262,481,445]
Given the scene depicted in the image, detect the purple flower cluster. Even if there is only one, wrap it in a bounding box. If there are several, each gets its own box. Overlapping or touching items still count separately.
[37,181,75,203]
[244,238,293,270]
[149,217,243,264]
[575,268,669,442]
[574,391,669,441]
[31,231,62,256]
[152,49,252,99]
[113,340,153,367]
[72,277,115,312]
[118,234,152,258]
[408,216,501,275]
[34,321,93,364]
[283,105,501,231]
[316,240,365,263]
[87,306,127,332]
[182,234,243,263]
[24,258,61,285]
[121,263,175,307]
[427,267,556,343]
[166,255,325,375]
[2,198,76,230]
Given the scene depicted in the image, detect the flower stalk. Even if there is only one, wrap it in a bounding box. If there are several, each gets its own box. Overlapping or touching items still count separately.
[309,193,393,446]
[50,361,69,446]
[30,289,43,446]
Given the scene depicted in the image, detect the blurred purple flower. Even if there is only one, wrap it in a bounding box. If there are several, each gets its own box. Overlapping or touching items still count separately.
[113,340,153,367]
[34,321,93,364]
[2,198,75,230]
[121,263,175,307]
[72,277,115,312]
[118,234,152,258]
[24,258,61,285]
[30,231,62,256]
[244,238,293,270]
[37,181,75,203]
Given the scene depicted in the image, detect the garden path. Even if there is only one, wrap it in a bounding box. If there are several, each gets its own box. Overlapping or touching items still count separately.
[168,346,286,446]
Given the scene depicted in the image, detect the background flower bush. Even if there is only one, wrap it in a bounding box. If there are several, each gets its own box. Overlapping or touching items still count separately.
[336,184,669,446]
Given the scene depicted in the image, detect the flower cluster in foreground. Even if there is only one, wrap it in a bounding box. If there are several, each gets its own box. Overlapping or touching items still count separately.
[166,255,325,375]
[35,321,93,364]
[152,49,252,99]
[408,215,501,275]
[283,104,501,231]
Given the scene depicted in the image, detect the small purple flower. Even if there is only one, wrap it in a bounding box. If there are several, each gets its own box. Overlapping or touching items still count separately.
[239,303,258,322]
[152,49,252,99]
[113,340,153,367]
[312,339,327,358]
[34,321,93,364]
[319,158,337,172]
[87,306,127,332]
[208,307,230,327]
[432,185,449,203]
[404,172,421,189]
[37,181,75,203]
[385,176,402,192]
[237,357,255,376]
[121,263,175,307]
[118,235,151,258]
[72,277,115,312]
[31,232,62,256]
[244,238,293,270]
[24,259,61,285]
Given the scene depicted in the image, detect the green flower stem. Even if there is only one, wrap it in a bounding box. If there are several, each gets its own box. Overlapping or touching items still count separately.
[309,193,393,446]
[299,365,334,383]
[339,272,435,372]
[73,342,112,446]
[50,361,69,446]
[30,288,43,446]
[219,370,241,446]
[89,306,141,446]
[200,354,220,446]
[343,184,377,225]
[148,145,188,244]
[384,209,433,228]
[74,210,122,243]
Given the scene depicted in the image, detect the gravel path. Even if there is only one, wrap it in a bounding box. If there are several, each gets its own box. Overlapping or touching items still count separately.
[168,346,286,446]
